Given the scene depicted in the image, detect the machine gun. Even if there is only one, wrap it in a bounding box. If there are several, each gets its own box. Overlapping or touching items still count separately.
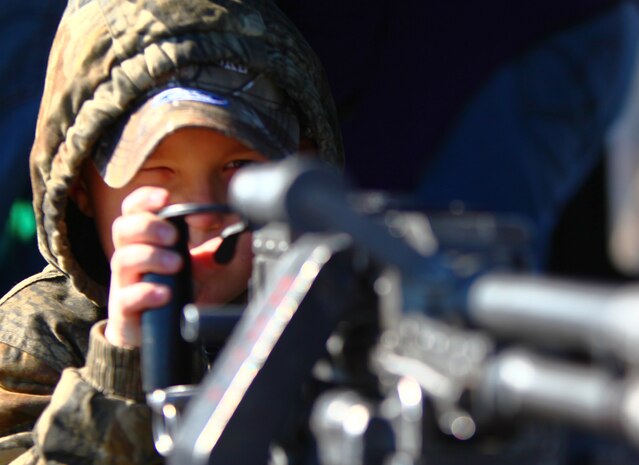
[143,158,639,465]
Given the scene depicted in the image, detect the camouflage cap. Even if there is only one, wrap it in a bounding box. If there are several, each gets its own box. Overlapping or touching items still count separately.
[94,65,300,188]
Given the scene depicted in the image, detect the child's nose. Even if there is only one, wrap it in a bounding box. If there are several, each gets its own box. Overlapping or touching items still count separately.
[178,178,229,232]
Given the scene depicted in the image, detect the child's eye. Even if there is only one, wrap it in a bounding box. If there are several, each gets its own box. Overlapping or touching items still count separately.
[136,166,175,183]
[224,159,261,171]
[140,166,173,173]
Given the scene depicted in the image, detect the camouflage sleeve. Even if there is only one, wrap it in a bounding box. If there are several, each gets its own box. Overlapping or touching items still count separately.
[22,321,162,465]
[0,343,59,464]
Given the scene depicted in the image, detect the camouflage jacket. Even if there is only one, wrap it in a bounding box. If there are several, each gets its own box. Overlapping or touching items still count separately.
[0,0,342,463]
[0,268,155,465]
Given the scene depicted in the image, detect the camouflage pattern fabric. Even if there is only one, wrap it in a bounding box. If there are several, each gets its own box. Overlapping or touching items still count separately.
[0,267,105,463]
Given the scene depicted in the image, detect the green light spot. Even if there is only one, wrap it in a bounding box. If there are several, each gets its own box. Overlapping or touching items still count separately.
[8,199,36,243]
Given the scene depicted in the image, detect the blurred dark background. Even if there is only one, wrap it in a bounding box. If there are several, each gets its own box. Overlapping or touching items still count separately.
[278,0,639,282]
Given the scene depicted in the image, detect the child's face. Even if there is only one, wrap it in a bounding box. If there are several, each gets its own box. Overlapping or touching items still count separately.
[79,127,267,304]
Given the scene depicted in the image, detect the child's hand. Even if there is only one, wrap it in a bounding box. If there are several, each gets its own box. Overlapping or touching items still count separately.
[104,186,183,348]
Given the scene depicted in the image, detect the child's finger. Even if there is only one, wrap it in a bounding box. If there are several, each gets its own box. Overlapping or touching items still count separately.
[110,282,171,318]
[105,282,171,347]
[112,212,177,249]
[121,186,170,215]
[110,243,183,285]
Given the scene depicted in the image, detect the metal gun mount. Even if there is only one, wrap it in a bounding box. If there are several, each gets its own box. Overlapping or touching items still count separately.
[148,208,535,464]
[148,158,639,465]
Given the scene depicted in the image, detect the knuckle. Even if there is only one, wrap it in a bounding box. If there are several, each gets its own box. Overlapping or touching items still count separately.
[111,216,126,243]
[114,284,147,314]
[110,250,124,273]
[122,186,168,215]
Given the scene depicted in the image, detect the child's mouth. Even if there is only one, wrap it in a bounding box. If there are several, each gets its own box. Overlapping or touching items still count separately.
[189,236,224,269]
[188,221,249,269]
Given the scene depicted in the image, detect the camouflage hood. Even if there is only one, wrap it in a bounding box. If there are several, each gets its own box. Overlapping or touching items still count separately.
[30,0,343,307]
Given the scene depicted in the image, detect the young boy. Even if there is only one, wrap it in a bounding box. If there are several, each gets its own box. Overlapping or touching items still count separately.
[0,0,343,463]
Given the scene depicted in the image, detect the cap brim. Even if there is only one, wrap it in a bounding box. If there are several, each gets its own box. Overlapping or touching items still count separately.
[97,91,299,188]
